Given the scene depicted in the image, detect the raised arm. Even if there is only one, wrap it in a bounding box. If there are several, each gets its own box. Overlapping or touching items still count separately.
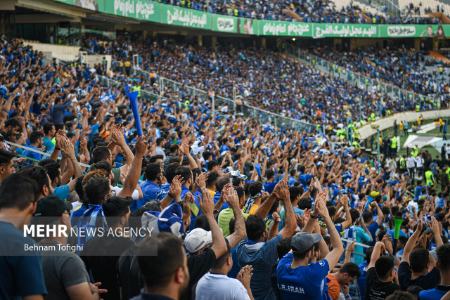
[401,221,423,263]
[200,185,227,258]
[118,137,145,198]
[225,185,247,248]
[315,191,344,270]
[368,241,386,269]
[278,179,297,239]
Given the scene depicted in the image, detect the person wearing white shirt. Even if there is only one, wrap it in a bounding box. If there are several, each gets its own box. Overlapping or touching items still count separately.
[195,246,253,300]
[406,156,415,178]
[414,155,424,181]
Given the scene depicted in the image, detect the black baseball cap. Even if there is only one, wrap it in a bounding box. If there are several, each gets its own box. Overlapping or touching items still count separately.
[291,232,322,253]
[34,196,72,218]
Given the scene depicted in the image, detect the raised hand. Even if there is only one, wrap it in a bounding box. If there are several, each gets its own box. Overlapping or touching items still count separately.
[168,175,182,201]
[237,265,253,289]
[135,136,147,157]
[195,172,208,190]
[223,184,239,208]
[200,187,214,216]
[314,191,330,218]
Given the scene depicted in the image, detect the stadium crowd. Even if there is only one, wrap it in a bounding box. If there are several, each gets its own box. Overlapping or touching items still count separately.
[311,47,450,97]
[0,37,450,300]
[85,37,448,127]
[158,0,441,24]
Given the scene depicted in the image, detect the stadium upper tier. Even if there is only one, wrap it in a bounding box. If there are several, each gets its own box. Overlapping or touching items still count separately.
[82,38,448,127]
[53,0,450,38]
[158,0,439,24]
[310,48,450,96]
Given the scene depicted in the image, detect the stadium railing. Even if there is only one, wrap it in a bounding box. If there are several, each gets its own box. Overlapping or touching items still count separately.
[293,50,441,110]
[128,68,315,132]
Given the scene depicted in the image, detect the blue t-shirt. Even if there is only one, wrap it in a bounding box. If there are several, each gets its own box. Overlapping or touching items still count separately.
[368,222,379,245]
[53,184,70,201]
[235,235,283,300]
[0,221,47,299]
[276,253,330,300]
[419,286,450,300]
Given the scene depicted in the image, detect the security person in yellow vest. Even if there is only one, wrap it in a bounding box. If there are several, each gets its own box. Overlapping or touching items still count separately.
[336,128,346,141]
[390,136,397,157]
[415,103,420,112]
[425,169,434,187]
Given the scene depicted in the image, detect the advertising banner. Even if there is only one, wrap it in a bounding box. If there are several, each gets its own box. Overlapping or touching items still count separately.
[54,0,450,39]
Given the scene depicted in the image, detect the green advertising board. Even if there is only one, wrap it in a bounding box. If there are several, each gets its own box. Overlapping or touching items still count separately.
[101,0,159,22]
[54,0,450,38]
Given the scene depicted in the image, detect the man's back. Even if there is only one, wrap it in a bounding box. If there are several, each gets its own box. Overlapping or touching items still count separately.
[276,252,330,300]
[0,221,47,299]
[195,272,250,300]
[365,267,399,300]
[41,241,90,300]
[235,235,282,300]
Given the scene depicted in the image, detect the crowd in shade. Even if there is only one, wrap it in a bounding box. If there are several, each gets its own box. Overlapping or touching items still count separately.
[157,0,442,23]
[0,37,450,300]
[312,47,450,97]
[84,37,447,127]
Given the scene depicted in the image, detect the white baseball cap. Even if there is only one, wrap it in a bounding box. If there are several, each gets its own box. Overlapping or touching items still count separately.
[184,228,212,254]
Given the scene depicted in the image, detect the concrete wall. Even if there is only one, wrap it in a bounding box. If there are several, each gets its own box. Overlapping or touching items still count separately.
[24,41,81,62]
[358,109,450,139]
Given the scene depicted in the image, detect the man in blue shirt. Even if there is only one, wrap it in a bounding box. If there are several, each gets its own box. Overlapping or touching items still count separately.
[22,131,44,163]
[138,163,164,210]
[419,244,450,300]
[0,173,47,300]
[42,123,56,153]
[276,190,344,300]
[235,179,297,300]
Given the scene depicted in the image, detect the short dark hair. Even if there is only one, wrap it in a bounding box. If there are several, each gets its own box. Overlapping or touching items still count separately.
[43,123,55,135]
[92,146,111,163]
[29,131,43,144]
[248,181,262,197]
[410,248,429,273]
[175,166,192,183]
[266,169,274,180]
[90,160,112,174]
[0,173,39,210]
[137,233,185,288]
[289,186,303,202]
[0,149,15,165]
[206,171,219,188]
[437,244,450,271]
[39,159,60,183]
[145,163,162,181]
[375,256,394,280]
[340,262,361,278]
[245,215,266,241]
[102,196,130,227]
[165,162,180,184]
[83,175,110,204]
[18,166,50,194]
[362,211,373,223]
[350,209,360,224]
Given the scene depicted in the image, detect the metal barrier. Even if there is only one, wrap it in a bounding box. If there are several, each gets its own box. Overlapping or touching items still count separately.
[126,68,315,132]
[294,50,441,110]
